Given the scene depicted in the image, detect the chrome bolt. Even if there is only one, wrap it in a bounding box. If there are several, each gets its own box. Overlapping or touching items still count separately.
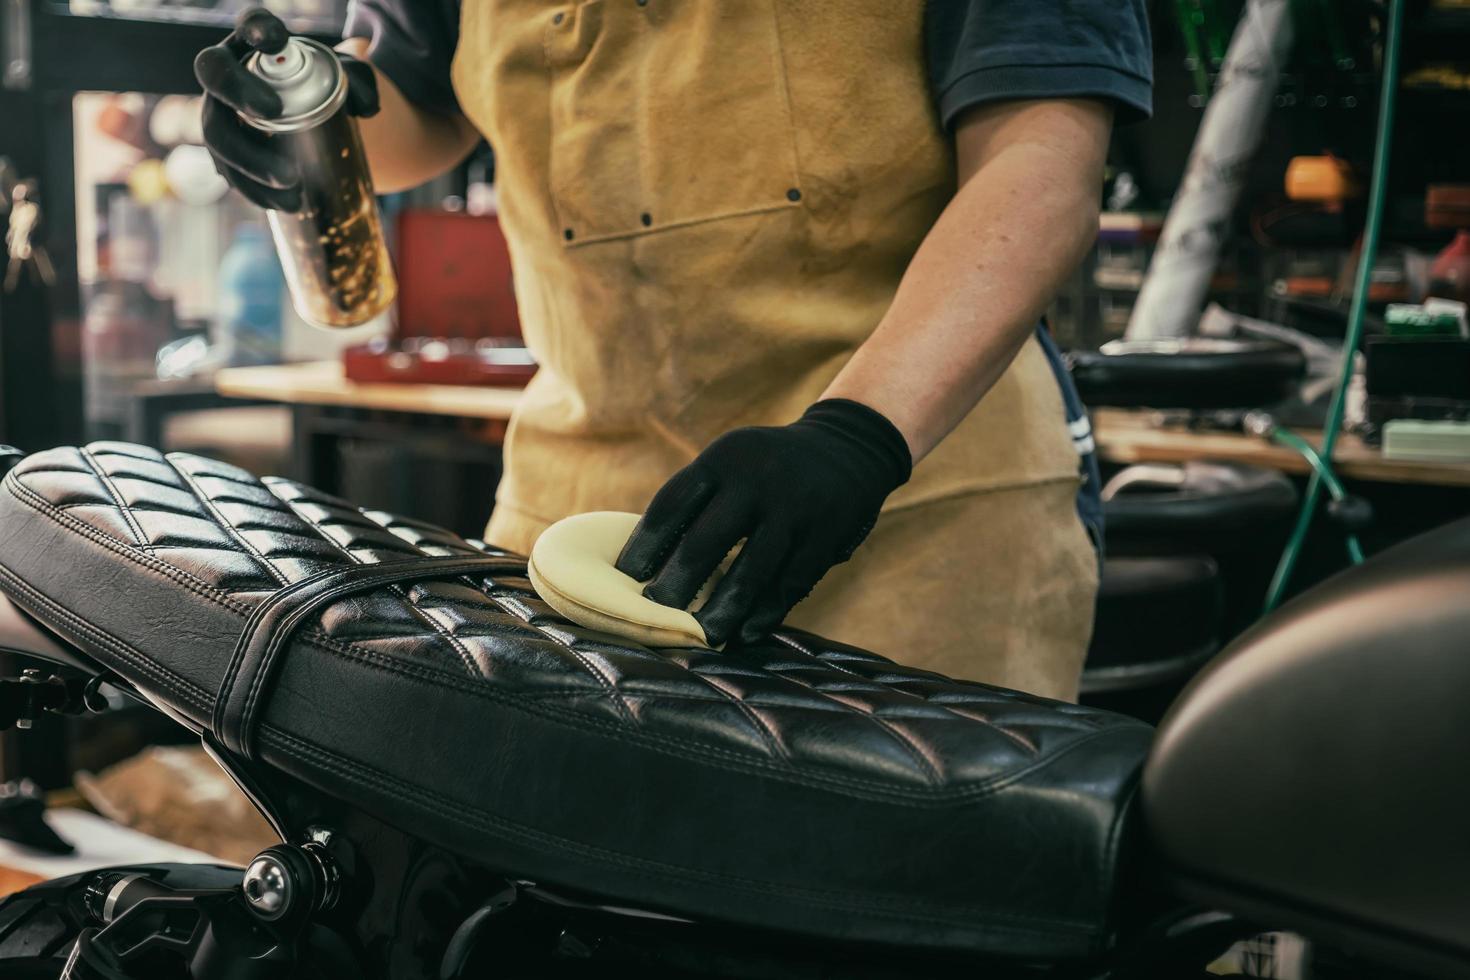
[242,854,291,919]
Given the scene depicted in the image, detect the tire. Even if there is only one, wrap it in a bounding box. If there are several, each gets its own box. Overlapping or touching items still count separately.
[0,864,243,973]
[0,875,89,967]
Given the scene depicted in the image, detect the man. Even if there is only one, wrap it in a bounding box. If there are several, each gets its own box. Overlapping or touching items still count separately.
[197,1,1151,700]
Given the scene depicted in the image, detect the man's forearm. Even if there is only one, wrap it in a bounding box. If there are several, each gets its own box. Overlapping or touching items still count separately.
[822,98,1112,462]
[336,38,482,194]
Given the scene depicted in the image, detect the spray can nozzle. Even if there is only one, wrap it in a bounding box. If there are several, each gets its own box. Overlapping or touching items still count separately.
[241,37,345,132]
[254,42,307,81]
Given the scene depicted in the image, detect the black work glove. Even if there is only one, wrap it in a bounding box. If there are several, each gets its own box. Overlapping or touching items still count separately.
[193,7,379,212]
[615,399,912,647]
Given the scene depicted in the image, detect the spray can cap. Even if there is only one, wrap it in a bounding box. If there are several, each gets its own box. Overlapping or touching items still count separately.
[242,37,346,133]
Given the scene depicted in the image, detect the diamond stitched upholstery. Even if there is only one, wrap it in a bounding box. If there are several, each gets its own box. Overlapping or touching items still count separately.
[13,443,1122,785]
[0,443,1154,958]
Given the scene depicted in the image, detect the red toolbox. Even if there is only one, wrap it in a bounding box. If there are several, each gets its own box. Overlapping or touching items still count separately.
[343,208,535,386]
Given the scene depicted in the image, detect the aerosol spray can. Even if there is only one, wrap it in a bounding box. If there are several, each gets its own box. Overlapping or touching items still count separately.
[238,37,396,328]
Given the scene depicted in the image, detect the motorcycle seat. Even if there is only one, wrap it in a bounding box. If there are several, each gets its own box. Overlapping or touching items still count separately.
[0,443,1152,960]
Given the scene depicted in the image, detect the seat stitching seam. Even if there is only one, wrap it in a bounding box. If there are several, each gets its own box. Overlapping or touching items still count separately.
[493,600,636,723]
[78,448,154,554]
[556,643,635,724]
[518,689,855,711]
[53,501,211,515]
[294,630,1138,805]
[478,587,673,725]
[0,561,211,714]
[764,662,940,786]
[6,477,254,615]
[7,467,91,476]
[163,455,290,588]
[514,688,1082,728]
[764,635,941,784]
[388,585,482,677]
[264,726,1100,937]
[679,669,788,762]
[771,633,1041,756]
[355,510,494,678]
[268,485,482,678]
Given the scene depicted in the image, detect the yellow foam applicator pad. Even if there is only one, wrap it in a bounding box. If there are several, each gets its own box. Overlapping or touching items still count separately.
[529,511,728,649]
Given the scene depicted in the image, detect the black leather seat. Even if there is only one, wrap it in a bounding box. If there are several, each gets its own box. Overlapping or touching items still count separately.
[1070,338,1307,410]
[0,444,1152,959]
[1102,461,1299,557]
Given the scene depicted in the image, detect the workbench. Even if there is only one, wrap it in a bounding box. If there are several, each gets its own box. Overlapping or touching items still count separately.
[214,361,522,536]
[215,360,524,423]
[214,363,1470,536]
[1091,409,1470,488]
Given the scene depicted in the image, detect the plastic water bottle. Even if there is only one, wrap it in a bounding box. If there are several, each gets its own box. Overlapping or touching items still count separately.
[217,223,284,366]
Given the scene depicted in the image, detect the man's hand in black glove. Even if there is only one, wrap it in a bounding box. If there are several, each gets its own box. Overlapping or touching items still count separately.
[615,399,912,647]
[193,7,379,211]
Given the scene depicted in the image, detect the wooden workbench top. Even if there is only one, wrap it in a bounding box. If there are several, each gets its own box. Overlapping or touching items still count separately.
[214,366,1470,488]
[214,360,524,420]
[1093,408,1470,488]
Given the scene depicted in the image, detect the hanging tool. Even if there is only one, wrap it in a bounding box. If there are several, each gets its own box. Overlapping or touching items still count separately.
[1175,0,1214,105]
[3,178,55,292]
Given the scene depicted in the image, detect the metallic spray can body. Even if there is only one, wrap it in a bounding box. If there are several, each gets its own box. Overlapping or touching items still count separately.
[240,38,396,328]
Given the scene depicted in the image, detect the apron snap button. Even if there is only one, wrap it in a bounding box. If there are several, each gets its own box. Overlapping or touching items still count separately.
[636,0,648,6]
[552,11,564,23]
[640,213,652,227]
[786,188,802,202]
[564,228,575,241]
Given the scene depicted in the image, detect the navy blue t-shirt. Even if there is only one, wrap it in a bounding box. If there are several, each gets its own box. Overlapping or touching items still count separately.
[344,0,1152,128]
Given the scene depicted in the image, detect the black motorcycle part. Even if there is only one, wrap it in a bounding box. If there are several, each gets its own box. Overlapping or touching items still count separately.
[1102,462,1299,557]
[0,780,72,854]
[1070,339,1306,410]
[1081,555,1223,724]
[1145,518,1470,979]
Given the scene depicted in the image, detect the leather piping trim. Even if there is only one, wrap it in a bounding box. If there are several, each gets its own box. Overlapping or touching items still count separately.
[214,555,511,758]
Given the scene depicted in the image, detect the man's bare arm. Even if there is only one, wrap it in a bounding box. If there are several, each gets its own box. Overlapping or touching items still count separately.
[822,98,1112,461]
[336,37,482,194]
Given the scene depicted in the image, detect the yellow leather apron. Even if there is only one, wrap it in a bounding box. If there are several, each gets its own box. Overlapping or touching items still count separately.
[451,0,1097,699]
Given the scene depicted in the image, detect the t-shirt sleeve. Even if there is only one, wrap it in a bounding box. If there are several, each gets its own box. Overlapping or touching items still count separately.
[343,0,463,115]
[926,0,1153,129]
